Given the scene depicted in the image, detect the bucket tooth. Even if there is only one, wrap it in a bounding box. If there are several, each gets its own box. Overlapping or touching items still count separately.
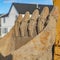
[20,12,30,37]
[38,7,49,33]
[28,9,39,37]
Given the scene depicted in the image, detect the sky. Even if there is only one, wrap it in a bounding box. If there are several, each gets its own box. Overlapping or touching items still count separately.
[0,0,53,14]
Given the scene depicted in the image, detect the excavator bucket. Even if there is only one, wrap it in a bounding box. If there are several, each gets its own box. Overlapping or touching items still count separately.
[0,5,59,60]
[12,7,59,60]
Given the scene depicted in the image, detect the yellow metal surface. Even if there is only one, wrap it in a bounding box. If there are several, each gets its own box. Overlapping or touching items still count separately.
[54,0,60,60]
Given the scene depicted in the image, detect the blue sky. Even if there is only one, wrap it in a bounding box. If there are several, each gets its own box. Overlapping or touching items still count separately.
[0,0,53,14]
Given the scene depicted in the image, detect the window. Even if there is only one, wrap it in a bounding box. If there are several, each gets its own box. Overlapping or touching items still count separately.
[3,18,5,23]
[3,28,8,33]
[0,28,1,36]
[0,18,1,26]
[15,15,18,19]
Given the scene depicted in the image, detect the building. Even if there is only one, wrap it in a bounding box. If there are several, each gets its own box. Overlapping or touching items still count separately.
[0,3,53,37]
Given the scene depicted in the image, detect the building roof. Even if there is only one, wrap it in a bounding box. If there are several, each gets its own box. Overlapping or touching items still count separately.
[0,3,53,17]
[13,3,53,14]
[0,14,8,17]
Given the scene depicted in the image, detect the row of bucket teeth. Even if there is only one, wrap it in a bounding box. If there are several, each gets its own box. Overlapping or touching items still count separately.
[0,6,59,60]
